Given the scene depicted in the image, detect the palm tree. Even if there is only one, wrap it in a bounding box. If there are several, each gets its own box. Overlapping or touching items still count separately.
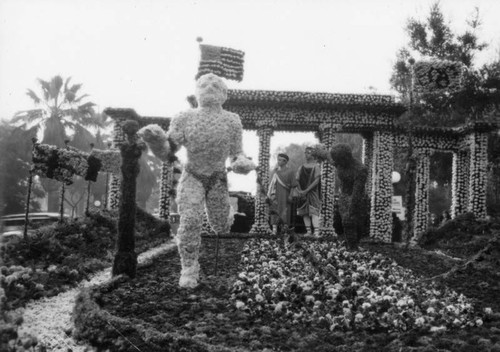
[11,75,98,211]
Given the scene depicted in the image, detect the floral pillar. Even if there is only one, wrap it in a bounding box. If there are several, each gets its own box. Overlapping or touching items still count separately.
[318,123,337,237]
[369,131,393,242]
[467,132,489,219]
[412,149,432,239]
[362,133,374,224]
[158,161,172,220]
[250,120,276,235]
[362,133,374,196]
[451,149,469,217]
[108,119,126,210]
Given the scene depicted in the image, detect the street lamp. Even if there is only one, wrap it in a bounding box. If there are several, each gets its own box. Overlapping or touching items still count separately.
[392,171,401,184]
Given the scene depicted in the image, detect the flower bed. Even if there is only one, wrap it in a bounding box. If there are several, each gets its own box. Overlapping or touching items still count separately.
[233,239,483,333]
[73,236,500,352]
[0,208,171,310]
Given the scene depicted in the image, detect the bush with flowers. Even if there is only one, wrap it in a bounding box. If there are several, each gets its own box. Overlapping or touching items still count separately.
[231,238,489,333]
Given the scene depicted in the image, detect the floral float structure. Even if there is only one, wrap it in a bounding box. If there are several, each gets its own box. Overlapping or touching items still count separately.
[99,85,496,243]
[30,85,496,243]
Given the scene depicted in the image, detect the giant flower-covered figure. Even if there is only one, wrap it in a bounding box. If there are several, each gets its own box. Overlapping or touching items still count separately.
[329,143,369,250]
[139,73,255,288]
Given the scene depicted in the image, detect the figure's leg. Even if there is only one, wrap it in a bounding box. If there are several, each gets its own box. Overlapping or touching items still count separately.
[311,214,320,237]
[205,179,233,234]
[176,173,205,288]
[303,215,312,235]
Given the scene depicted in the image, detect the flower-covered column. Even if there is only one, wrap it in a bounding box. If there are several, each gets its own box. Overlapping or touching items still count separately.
[451,150,469,217]
[318,123,337,237]
[369,131,393,242]
[467,132,489,219]
[158,161,173,220]
[250,120,276,235]
[108,119,126,210]
[412,149,432,239]
[361,133,374,196]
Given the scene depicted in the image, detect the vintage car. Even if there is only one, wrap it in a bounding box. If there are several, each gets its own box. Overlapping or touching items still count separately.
[0,212,67,243]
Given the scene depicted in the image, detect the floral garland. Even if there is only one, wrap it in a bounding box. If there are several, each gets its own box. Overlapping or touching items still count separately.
[251,126,274,235]
[361,134,374,198]
[316,126,337,237]
[413,60,465,94]
[412,150,432,240]
[451,150,469,217]
[227,89,397,107]
[369,132,393,242]
[225,106,397,132]
[466,132,489,218]
[158,161,172,220]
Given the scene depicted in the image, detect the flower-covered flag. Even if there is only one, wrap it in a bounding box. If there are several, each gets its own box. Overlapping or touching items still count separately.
[413,60,465,94]
[196,44,245,82]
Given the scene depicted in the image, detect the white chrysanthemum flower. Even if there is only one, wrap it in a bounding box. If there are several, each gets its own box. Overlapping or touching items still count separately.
[274,301,285,313]
[429,326,447,333]
[305,295,315,303]
[235,301,246,310]
[415,317,425,327]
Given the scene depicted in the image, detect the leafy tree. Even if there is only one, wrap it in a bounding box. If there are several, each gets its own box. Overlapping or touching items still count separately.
[390,2,500,227]
[0,123,45,215]
[11,76,98,211]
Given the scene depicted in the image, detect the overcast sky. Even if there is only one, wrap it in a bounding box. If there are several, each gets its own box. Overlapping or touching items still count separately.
[1,0,499,193]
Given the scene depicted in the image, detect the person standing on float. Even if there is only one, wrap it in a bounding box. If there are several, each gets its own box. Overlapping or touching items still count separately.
[296,146,321,237]
[267,153,295,235]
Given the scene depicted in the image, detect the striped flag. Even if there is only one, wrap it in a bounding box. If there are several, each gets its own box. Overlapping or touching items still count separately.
[196,44,245,82]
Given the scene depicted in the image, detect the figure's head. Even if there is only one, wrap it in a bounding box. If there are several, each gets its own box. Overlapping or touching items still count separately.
[329,143,353,167]
[304,146,315,162]
[195,73,228,107]
[277,153,289,167]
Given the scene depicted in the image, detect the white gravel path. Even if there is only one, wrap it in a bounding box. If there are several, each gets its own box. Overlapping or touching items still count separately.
[17,240,177,351]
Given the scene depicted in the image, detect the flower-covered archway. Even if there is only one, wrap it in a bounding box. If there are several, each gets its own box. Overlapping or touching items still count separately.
[104,90,495,242]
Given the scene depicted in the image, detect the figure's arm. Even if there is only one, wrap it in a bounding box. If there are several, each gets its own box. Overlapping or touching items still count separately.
[228,114,255,174]
[165,112,187,154]
[301,164,321,194]
[138,113,187,162]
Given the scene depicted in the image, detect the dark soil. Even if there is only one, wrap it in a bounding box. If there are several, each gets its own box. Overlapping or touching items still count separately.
[93,234,500,352]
